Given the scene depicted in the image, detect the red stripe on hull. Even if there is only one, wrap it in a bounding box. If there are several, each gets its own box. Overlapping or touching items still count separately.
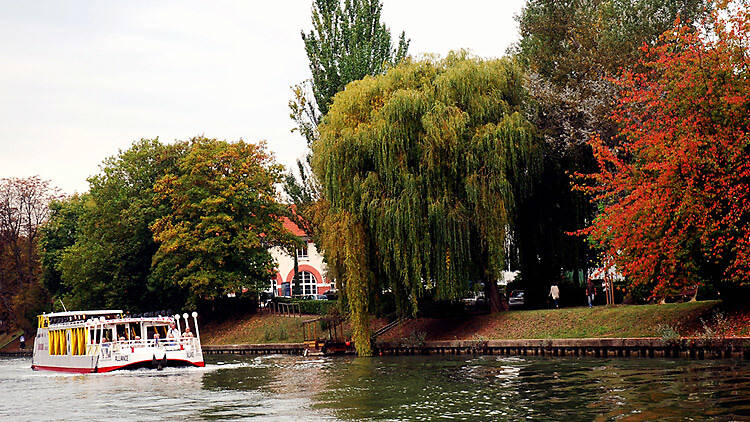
[32,359,204,373]
[32,365,95,373]
[96,359,204,373]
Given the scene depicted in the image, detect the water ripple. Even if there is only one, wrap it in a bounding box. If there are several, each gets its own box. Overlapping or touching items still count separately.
[1,355,748,421]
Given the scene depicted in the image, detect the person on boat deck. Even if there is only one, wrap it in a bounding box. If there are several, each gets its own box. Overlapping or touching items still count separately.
[153,332,160,344]
[182,327,193,338]
[167,322,180,339]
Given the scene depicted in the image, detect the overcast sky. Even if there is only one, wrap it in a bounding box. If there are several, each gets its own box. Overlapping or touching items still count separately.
[0,0,526,194]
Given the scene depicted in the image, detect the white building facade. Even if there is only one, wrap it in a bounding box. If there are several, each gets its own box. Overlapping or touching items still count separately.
[269,218,334,297]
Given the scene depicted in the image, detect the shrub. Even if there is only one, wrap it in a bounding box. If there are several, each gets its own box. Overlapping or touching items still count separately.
[657,324,681,346]
[277,325,288,341]
[297,300,335,315]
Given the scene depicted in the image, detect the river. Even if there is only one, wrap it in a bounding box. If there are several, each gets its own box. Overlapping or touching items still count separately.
[1,354,748,421]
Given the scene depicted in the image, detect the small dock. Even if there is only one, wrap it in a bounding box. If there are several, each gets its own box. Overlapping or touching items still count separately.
[203,343,306,355]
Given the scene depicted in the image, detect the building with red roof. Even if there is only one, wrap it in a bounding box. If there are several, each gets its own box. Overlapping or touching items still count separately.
[269,217,334,297]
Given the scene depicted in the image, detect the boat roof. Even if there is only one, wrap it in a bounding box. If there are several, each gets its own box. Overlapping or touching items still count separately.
[42,310,123,318]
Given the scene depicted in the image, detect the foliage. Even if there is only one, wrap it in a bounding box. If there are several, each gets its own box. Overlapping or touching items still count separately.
[38,195,86,299]
[399,330,426,348]
[656,323,681,345]
[313,53,541,354]
[515,0,709,85]
[150,137,299,306]
[296,299,335,315]
[11,282,49,333]
[0,176,61,327]
[577,6,750,297]
[56,139,186,312]
[298,0,409,121]
[510,0,711,304]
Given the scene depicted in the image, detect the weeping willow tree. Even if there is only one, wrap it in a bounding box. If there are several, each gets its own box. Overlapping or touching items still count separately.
[313,53,540,355]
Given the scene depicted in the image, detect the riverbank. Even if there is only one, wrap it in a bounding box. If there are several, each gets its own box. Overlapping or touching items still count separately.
[203,300,748,346]
[379,300,750,342]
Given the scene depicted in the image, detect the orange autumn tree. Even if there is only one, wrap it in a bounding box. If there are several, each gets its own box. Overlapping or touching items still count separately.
[578,5,750,298]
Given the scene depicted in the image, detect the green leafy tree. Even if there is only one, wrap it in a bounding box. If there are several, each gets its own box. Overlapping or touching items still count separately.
[57,139,186,311]
[150,138,301,306]
[38,195,86,300]
[511,0,710,303]
[285,0,410,245]
[313,53,540,355]
[296,0,410,129]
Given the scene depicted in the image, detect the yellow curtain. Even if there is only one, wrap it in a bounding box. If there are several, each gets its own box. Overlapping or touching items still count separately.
[79,328,86,355]
[71,330,78,355]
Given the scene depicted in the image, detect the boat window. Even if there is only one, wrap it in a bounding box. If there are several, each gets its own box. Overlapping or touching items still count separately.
[102,328,113,343]
[116,324,127,341]
[129,323,142,340]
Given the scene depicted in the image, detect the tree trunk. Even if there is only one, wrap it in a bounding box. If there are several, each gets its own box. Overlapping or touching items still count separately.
[484,277,504,313]
[292,254,300,296]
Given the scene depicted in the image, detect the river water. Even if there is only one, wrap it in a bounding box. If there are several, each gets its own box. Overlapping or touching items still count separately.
[1,354,748,421]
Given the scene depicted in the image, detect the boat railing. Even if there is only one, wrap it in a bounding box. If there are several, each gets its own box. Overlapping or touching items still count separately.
[87,337,201,355]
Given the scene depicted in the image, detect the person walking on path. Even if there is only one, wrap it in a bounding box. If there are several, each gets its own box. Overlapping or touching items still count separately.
[549,284,560,309]
[19,334,26,349]
[586,278,595,308]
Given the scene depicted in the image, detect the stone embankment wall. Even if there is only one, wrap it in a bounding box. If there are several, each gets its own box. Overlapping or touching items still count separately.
[203,337,750,359]
[375,338,750,359]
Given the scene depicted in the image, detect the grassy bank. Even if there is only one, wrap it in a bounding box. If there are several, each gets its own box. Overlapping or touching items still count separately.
[202,313,308,345]
[202,301,748,346]
[381,301,750,342]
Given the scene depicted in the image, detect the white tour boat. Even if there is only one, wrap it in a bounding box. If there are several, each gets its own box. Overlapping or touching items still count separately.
[31,310,204,373]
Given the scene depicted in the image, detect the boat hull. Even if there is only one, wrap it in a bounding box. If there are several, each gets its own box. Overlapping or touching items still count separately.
[32,358,205,373]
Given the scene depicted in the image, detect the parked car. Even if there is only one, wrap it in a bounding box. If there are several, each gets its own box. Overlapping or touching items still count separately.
[305,294,328,301]
[508,290,525,308]
[462,292,487,308]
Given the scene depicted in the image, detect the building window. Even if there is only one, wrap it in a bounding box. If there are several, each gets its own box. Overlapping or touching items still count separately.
[297,244,309,260]
[300,271,317,295]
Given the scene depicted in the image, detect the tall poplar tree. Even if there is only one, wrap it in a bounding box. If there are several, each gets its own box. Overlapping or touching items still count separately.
[291,0,410,144]
[286,0,409,295]
[313,54,540,355]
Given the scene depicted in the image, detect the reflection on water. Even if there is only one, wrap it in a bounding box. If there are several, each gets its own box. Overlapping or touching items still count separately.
[1,354,748,421]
